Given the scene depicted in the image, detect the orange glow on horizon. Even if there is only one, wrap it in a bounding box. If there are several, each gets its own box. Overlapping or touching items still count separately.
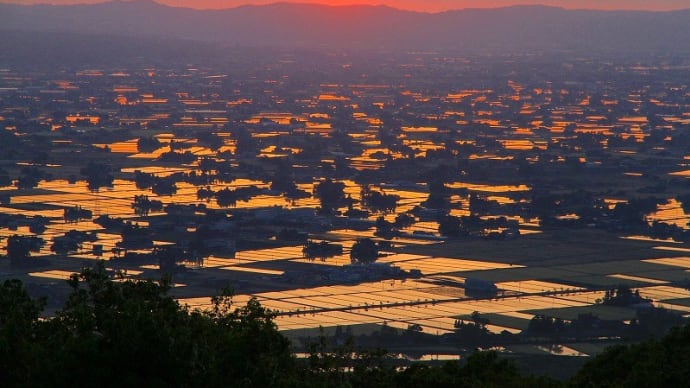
[2,0,690,13]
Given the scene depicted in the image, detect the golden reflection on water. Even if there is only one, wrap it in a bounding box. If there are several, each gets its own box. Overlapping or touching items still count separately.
[647,199,690,228]
[643,256,690,268]
[4,120,690,341]
[175,274,612,336]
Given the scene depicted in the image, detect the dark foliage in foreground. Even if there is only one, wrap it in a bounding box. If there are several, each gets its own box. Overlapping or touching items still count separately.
[0,263,292,387]
[572,324,690,387]
[0,263,688,387]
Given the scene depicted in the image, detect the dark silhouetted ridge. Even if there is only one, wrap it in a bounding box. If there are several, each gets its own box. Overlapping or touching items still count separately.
[1,1,690,52]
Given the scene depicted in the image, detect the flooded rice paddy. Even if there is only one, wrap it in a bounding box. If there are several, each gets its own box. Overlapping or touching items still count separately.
[1,137,690,359]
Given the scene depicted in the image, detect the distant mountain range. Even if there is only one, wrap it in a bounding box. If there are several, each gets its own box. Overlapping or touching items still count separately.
[2,0,690,53]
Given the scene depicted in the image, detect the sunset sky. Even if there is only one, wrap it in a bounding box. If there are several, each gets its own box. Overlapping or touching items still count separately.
[3,0,690,13]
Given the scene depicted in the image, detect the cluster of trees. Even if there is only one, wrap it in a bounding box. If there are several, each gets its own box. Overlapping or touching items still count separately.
[133,171,178,196]
[438,215,469,237]
[361,186,399,214]
[136,136,162,153]
[197,185,264,208]
[268,163,310,200]
[422,180,451,210]
[80,161,114,191]
[16,166,50,189]
[0,264,293,387]
[135,167,236,196]
[350,238,380,265]
[450,311,506,347]
[571,324,690,386]
[158,150,197,164]
[601,285,651,307]
[131,194,163,216]
[303,240,343,261]
[153,245,198,273]
[93,214,126,230]
[533,191,690,242]
[437,214,519,239]
[64,205,92,223]
[4,235,44,261]
[1,265,690,386]
[314,179,353,214]
[196,132,225,151]
[276,228,309,243]
[50,230,97,255]
[374,214,416,238]
[118,222,153,249]
[198,157,234,182]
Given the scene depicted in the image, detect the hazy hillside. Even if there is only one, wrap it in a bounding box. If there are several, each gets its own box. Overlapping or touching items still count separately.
[1,1,690,53]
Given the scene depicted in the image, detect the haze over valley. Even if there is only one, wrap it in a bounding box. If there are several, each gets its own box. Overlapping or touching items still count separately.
[3,1,690,386]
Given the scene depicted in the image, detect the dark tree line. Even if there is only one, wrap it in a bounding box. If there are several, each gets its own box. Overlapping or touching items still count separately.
[0,263,292,387]
[1,265,690,386]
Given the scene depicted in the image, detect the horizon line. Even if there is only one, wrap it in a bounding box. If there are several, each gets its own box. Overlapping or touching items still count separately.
[2,0,690,14]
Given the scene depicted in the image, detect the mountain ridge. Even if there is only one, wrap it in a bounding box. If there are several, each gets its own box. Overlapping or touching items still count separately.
[2,1,690,52]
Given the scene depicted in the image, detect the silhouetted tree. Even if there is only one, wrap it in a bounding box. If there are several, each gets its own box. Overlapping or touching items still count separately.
[131,195,163,216]
[137,136,161,153]
[5,235,44,261]
[80,162,114,191]
[315,179,346,213]
[350,238,378,265]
